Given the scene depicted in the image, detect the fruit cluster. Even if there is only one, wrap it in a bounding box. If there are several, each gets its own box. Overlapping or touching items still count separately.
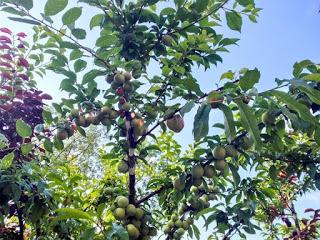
[112,196,157,239]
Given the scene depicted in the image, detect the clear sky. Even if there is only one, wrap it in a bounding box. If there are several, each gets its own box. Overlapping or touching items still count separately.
[1,1,320,239]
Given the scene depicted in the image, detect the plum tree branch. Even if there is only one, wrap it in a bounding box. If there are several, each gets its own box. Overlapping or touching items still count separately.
[136,185,169,205]
[222,222,241,240]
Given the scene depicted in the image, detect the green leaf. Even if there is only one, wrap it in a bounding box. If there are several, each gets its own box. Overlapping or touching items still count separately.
[71,28,86,40]
[0,152,14,170]
[226,11,242,32]
[15,0,33,10]
[236,0,254,6]
[234,99,262,150]
[272,90,319,126]
[74,59,87,72]
[16,119,32,138]
[44,0,68,16]
[293,59,313,78]
[195,0,209,12]
[229,163,240,186]
[44,138,53,153]
[239,68,260,91]
[21,144,33,155]
[90,14,104,30]
[106,223,129,240]
[70,49,83,60]
[8,17,40,25]
[303,73,320,82]
[51,208,93,226]
[218,104,236,143]
[62,7,82,25]
[82,69,105,84]
[180,101,195,116]
[193,104,211,141]
[296,84,320,105]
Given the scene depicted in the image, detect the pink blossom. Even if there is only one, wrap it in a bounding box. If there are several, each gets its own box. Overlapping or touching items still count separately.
[18,58,29,68]
[17,32,27,38]
[18,73,29,81]
[0,62,12,68]
[0,36,12,44]
[0,28,12,35]
[0,54,13,61]
[0,72,13,80]
[0,44,10,50]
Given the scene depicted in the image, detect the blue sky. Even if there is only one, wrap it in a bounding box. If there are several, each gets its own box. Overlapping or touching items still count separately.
[1,0,320,239]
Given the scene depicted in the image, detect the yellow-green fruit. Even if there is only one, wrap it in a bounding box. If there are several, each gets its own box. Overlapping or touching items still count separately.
[190,186,198,193]
[168,220,175,228]
[57,129,68,140]
[126,204,137,216]
[186,217,194,225]
[124,72,132,81]
[173,178,185,191]
[149,227,157,236]
[207,91,224,108]
[111,80,122,90]
[101,106,111,115]
[262,111,276,125]
[135,208,144,219]
[204,165,216,178]
[176,228,185,236]
[182,221,189,230]
[171,214,178,221]
[122,102,131,112]
[127,224,140,239]
[192,177,202,187]
[166,115,184,133]
[114,73,125,84]
[225,145,238,157]
[117,196,129,208]
[118,160,129,173]
[175,220,182,228]
[239,136,253,150]
[192,165,204,178]
[163,225,171,234]
[109,110,119,119]
[70,109,79,118]
[212,146,226,160]
[214,159,226,171]
[162,35,174,46]
[123,83,133,92]
[105,187,113,195]
[114,208,126,220]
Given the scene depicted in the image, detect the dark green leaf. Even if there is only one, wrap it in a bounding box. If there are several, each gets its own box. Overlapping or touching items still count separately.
[62,7,82,25]
[8,17,40,25]
[193,104,211,141]
[226,11,242,32]
[44,0,68,16]
[71,28,86,40]
[218,104,236,143]
[239,68,260,91]
[16,119,32,138]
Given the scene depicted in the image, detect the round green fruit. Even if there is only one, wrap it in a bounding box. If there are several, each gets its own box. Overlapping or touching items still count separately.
[190,186,198,193]
[204,165,216,178]
[176,228,185,236]
[117,196,129,208]
[225,145,238,157]
[192,177,203,187]
[114,208,126,220]
[70,109,79,118]
[109,110,119,119]
[214,160,226,171]
[171,214,178,221]
[114,73,125,84]
[191,165,204,178]
[105,74,115,84]
[127,224,140,239]
[126,204,137,216]
[182,221,189,230]
[124,72,132,81]
[135,208,144,219]
[149,227,157,236]
[262,111,276,125]
[173,178,185,191]
[101,117,112,126]
[163,225,171,234]
[212,146,226,160]
[175,220,182,228]
[118,160,129,173]
[123,83,133,92]
[122,102,131,112]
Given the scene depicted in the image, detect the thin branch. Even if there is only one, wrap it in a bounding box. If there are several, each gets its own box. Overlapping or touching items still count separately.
[136,185,168,205]
[222,222,241,240]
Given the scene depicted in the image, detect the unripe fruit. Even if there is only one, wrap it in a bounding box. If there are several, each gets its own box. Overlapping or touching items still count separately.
[101,117,112,126]
[168,220,175,228]
[175,220,182,228]
[122,102,131,112]
[262,111,276,125]
[204,165,216,178]
[135,208,144,219]
[57,129,68,140]
[190,186,198,193]
[192,177,202,187]
[114,73,125,84]
[114,208,126,220]
[191,165,204,178]
[124,72,132,81]
[176,228,185,236]
[123,82,133,92]
[182,221,189,230]
[214,159,226,171]
[116,87,125,96]
[162,35,174,46]
[106,74,115,84]
[109,110,119,119]
[171,214,178,221]
[111,80,122,90]
[239,136,253,150]
[70,109,79,118]
[186,217,193,225]
[127,224,140,239]
[117,196,129,208]
[207,91,223,108]
[212,146,226,160]
[101,106,111,115]
[149,227,157,236]
[225,145,238,157]
[105,187,113,195]
[166,115,184,133]
[173,178,185,191]
[126,204,137,216]
[118,160,129,173]
[163,225,170,234]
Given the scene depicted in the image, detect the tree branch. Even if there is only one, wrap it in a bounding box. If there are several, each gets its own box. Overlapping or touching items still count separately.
[136,185,169,205]
[17,208,24,240]
[222,222,241,240]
